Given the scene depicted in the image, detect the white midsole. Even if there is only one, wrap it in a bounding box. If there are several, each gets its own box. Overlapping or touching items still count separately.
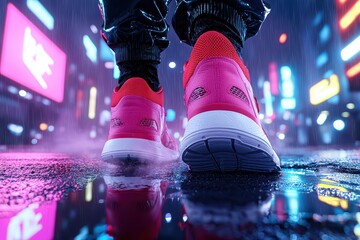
[102,138,179,161]
[180,110,275,154]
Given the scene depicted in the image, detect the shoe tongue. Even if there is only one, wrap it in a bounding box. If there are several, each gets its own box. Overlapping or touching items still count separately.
[111,78,164,107]
[183,31,250,87]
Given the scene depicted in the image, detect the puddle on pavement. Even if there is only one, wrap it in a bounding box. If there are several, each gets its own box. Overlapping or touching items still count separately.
[1,154,360,239]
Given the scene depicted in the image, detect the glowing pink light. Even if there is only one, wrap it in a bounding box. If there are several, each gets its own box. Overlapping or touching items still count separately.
[0,198,57,240]
[268,62,279,95]
[0,3,67,103]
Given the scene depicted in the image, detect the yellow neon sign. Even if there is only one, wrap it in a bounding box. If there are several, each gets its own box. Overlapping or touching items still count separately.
[316,179,349,210]
[347,61,360,78]
[340,0,360,30]
[310,74,340,105]
[88,86,97,119]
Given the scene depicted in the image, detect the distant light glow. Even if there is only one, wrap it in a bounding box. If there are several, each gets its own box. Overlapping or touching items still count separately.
[316,52,328,68]
[259,113,265,120]
[88,87,97,119]
[104,97,111,105]
[19,90,33,100]
[174,132,180,139]
[166,109,176,122]
[306,117,312,126]
[341,35,360,61]
[339,1,360,30]
[165,213,172,223]
[280,66,294,98]
[168,62,176,68]
[23,92,33,100]
[342,112,350,118]
[346,61,360,78]
[85,182,93,202]
[7,123,24,136]
[316,111,329,125]
[313,12,323,26]
[280,66,292,80]
[83,35,97,63]
[317,182,349,209]
[90,24,98,34]
[104,61,114,69]
[310,74,340,105]
[8,86,18,94]
[19,90,27,97]
[99,110,111,126]
[48,125,55,132]
[355,225,360,237]
[279,33,287,44]
[346,103,355,109]
[90,130,97,138]
[35,133,42,139]
[263,81,274,116]
[263,118,272,124]
[281,98,296,110]
[277,133,285,140]
[182,215,188,222]
[319,24,330,43]
[282,81,295,98]
[268,62,279,95]
[333,119,345,131]
[42,98,51,106]
[182,117,188,129]
[283,111,291,121]
[26,0,54,30]
[285,190,299,222]
[323,132,332,144]
[31,138,38,144]
[39,123,48,131]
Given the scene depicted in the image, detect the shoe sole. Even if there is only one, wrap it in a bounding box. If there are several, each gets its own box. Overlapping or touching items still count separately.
[102,138,179,163]
[180,111,280,172]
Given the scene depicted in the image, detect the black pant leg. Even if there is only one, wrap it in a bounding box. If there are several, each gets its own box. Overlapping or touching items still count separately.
[172,0,271,53]
[99,0,171,64]
[98,0,171,90]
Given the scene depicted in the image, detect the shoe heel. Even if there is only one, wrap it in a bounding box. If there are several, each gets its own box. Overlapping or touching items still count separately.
[180,110,280,172]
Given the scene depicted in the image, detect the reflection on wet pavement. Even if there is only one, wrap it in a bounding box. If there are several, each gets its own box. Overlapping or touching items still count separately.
[1,151,360,239]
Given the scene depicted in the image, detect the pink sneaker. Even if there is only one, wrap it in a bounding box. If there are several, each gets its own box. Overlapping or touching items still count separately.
[102,77,179,162]
[181,31,280,172]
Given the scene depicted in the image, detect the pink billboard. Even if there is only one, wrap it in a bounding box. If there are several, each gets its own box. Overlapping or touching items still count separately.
[0,3,67,103]
[0,202,57,240]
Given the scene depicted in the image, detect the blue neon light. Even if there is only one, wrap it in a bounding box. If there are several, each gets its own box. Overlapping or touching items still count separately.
[83,35,98,64]
[281,98,296,110]
[280,66,294,98]
[319,25,330,43]
[26,0,54,30]
[166,109,176,122]
[113,57,120,79]
[316,52,328,68]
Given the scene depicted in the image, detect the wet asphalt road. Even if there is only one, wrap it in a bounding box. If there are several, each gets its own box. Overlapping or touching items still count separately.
[1,149,360,239]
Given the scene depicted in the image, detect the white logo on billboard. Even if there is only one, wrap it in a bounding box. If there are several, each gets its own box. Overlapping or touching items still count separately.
[22,27,54,89]
[7,203,43,240]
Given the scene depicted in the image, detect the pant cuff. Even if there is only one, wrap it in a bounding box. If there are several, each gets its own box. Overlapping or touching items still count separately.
[114,43,162,64]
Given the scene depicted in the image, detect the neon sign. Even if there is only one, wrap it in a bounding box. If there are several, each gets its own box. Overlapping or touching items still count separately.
[0,3,67,103]
[309,74,340,105]
[0,202,57,240]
